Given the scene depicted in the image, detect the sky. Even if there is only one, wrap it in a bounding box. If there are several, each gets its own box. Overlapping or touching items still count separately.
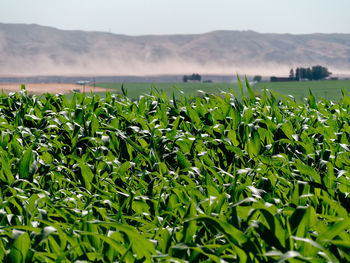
[1,0,350,35]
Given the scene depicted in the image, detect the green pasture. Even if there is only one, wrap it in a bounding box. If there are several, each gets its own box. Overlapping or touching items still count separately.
[95,82,240,99]
[94,80,350,102]
[253,80,350,102]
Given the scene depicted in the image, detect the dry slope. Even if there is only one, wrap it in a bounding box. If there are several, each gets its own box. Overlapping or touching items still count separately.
[0,23,350,75]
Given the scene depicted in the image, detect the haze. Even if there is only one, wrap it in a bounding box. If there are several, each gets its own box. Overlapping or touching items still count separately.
[1,0,350,35]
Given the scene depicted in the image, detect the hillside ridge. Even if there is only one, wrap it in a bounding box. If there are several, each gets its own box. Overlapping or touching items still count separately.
[0,23,349,76]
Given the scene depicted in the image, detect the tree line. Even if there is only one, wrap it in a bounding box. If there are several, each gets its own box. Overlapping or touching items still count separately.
[183,73,201,82]
[289,65,331,81]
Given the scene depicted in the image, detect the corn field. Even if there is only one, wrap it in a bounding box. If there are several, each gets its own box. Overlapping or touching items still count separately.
[0,80,349,262]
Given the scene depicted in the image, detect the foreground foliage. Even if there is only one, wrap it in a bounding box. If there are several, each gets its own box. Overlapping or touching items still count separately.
[0,83,349,262]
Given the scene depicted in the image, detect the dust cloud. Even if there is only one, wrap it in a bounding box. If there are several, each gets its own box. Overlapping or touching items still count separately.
[0,55,295,77]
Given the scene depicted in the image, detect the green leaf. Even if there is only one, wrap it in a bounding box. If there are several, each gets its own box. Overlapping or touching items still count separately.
[186,216,247,245]
[121,83,128,96]
[19,148,33,179]
[9,231,30,263]
[247,129,261,157]
[119,161,131,176]
[294,160,321,184]
[245,76,256,104]
[0,152,14,184]
[177,151,191,169]
[237,74,246,104]
[317,218,350,244]
[307,88,316,109]
[79,163,93,191]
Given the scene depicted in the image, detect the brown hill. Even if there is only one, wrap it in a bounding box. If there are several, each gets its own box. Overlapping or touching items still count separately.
[0,23,349,76]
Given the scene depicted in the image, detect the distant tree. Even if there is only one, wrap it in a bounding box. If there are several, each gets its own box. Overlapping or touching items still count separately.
[300,67,308,80]
[305,68,312,80]
[289,69,294,80]
[183,73,202,82]
[311,65,331,80]
[191,73,201,81]
[253,75,262,82]
[298,67,312,80]
[295,68,301,81]
[293,65,331,81]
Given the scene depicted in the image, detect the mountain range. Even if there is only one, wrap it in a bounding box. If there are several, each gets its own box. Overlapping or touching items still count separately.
[0,23,350,76]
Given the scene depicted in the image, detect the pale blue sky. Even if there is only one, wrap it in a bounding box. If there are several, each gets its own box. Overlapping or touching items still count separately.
[1,0,349,35]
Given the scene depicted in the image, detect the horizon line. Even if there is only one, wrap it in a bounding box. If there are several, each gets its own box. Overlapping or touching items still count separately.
[1,22,349,37]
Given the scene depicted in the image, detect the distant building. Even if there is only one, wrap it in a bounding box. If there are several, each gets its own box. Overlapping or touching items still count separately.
[270,77,293,82]
[76,80,90,85]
